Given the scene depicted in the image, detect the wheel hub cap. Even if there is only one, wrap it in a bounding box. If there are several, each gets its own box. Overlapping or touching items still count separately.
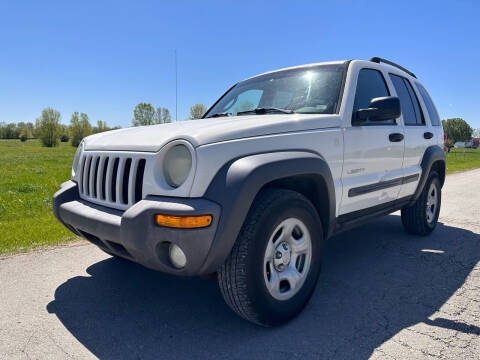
[426,182,438,224]
[273,241,291,271]
[263,217,313,301]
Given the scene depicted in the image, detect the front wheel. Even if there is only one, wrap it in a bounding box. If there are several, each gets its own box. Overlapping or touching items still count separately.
[218,188,323,326]
[401,171,442,236]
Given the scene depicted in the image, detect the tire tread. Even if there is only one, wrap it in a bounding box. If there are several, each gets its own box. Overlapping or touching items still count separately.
[401,171,440,236]
[218,188,305,325]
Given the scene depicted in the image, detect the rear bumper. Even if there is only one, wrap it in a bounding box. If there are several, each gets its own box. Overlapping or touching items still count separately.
[53,181,221,276]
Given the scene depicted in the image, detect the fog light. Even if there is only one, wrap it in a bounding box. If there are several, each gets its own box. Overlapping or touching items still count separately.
[169,244,187,269]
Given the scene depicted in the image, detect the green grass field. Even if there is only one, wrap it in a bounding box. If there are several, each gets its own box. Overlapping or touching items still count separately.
[1,139,479,255]
[0,139,77,255]
[446,147,480,174]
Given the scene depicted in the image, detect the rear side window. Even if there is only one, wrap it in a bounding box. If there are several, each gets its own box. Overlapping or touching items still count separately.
[353,69,392,125]
[404,80,425,125]
[389,74,425,125]
[416,83,441,126]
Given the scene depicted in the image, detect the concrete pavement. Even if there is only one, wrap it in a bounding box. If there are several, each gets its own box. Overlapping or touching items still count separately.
[1,169,479,359]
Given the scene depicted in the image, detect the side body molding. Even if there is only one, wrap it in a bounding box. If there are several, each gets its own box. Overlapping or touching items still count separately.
[200,151,336,274]
[410,145,446,205]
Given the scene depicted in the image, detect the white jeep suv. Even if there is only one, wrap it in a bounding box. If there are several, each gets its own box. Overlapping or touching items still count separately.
[53,57,446,326]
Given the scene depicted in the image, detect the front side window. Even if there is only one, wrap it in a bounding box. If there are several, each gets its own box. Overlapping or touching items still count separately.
[204,64,345,118]
[353,69,393,125]
[389,74,425,125]
[416,83,441,126]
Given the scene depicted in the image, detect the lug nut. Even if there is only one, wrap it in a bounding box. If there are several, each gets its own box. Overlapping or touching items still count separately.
[275,251,282,259]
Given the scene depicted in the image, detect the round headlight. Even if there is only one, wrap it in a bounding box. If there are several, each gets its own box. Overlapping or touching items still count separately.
[163,144,192,188]
[71,140,84,178]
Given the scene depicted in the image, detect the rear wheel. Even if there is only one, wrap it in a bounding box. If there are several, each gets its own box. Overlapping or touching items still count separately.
[401,171,441,235]
[218,188,323,326]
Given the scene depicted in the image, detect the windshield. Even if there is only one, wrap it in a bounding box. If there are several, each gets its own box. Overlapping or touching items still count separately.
[205,64,345,118]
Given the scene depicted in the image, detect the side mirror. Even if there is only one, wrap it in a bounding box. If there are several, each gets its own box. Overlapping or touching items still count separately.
[353,96,401,125]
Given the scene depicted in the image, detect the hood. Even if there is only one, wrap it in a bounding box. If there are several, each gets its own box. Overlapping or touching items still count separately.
[84,114,341,152]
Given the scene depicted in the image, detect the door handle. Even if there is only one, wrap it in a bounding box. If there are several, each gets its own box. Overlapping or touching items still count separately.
[424,132,434,139]
[389,133,404,142]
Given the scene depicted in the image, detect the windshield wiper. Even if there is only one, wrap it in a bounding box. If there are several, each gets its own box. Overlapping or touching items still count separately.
[237,107,294,116]
[206,112,232,118]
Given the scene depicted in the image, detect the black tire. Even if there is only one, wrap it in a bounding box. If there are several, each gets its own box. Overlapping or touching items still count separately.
[401,171,442,236]
[218,188,323,326]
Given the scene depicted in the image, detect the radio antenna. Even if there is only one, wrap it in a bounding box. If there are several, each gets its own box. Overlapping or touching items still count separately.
[175,49,178,121]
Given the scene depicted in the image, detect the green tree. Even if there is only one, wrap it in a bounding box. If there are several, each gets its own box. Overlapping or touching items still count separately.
[189,103,207,120]
[70,112,93,147]
[93,120,110,133]
[156,107,172,123]
[441,118,473,148]
[133,103,156,126]
[60,124,69,142]
[4,123,18,139]
[162,108,172,123]
[16,122,26,138]
[19,126,33,142]
[0,122,21,139]
[36,108,62,147]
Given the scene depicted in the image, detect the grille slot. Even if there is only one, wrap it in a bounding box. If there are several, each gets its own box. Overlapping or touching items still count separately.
[84,156,93,196]
[111,158,119,202]
[91,157,100,198]
[135,159,146,203]
[78,153,147,210]
[122,158,132,204]
[101,157,109,200]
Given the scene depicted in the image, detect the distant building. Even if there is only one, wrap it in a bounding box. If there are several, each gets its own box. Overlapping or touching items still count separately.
[473,138,479,149]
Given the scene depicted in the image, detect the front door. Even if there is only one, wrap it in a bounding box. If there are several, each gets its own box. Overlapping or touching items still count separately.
[339,68,405,215]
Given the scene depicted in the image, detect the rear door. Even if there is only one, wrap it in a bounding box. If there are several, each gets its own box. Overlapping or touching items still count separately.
[387,74,434,199]
[415,82,444,149]
[339,67,405,215]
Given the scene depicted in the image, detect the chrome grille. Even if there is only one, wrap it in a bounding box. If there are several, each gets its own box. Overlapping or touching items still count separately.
[78,152,147,210]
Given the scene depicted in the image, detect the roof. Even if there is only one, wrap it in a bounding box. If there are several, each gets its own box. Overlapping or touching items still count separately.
[242,60,347,82]
[241,57,416,82]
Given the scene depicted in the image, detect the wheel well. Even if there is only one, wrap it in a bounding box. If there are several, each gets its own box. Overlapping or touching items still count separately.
[261,175,330,237]
[431,160,446,187]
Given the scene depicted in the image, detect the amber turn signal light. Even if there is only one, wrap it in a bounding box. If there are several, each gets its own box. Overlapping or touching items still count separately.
[154,214,212,229]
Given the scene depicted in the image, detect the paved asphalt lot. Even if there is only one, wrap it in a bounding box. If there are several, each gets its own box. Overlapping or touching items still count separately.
[1,169,479,360]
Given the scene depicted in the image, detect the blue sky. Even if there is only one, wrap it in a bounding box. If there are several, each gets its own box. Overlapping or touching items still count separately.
[0,0,479,128]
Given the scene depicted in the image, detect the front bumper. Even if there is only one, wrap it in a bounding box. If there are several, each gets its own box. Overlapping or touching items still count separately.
[53,181,221,276]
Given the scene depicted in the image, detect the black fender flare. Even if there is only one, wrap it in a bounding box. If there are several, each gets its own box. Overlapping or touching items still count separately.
[410,145,446,204]
[199,151,335,274]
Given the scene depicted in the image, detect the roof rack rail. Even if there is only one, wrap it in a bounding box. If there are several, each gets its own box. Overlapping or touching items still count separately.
[369,57,416,78]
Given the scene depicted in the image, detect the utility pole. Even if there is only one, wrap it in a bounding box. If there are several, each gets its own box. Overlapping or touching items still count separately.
[175,49,178,122]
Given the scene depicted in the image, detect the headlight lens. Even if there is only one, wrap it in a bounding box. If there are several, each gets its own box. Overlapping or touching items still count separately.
[71,140,84,178]
[163,144,192,188]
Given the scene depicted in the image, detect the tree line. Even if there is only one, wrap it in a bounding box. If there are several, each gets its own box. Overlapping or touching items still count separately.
[0,108,120,147]
[3,109,478,149]
[131,103,208,126]
[1,101,210,147]
[442,118,479,150]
